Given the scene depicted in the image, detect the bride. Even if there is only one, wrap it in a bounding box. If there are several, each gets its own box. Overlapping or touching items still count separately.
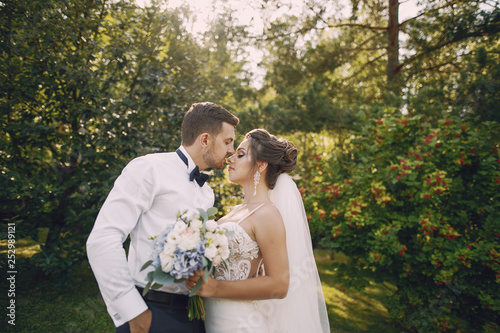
[186,129,330,332]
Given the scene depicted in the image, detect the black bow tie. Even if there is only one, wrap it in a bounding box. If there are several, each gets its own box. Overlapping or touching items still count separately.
[190,166,209,187]
[176,149,209,187]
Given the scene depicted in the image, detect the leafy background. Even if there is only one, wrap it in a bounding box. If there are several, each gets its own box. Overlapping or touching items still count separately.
[1,0,499,332]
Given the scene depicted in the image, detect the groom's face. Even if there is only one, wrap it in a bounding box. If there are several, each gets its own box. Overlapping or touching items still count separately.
[203,122,236,169]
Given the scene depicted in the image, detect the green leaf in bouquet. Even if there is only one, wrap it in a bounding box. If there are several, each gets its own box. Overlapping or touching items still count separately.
[207,207,218,219]
[151,283,163,290]
[197,208,208,222]
[153,266,175,285]
[140,260,153,272]
[146,270,154,283]
[204,268,209,282]
[202,256,208,267]
[189,277,203,297]
[143,281,152,296]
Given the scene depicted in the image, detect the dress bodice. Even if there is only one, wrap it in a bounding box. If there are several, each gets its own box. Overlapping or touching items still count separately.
[212,205,265,281]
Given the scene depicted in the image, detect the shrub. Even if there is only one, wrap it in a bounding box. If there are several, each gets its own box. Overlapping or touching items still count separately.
[304,112,500,332]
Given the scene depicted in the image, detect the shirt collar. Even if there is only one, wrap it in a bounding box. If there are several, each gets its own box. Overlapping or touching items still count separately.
[177,145,197,174]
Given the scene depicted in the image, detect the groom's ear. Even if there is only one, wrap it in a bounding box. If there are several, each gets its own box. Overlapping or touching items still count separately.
[198,133,210,148]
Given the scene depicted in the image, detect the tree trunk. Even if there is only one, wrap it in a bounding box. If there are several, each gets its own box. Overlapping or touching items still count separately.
[387,0,399,83]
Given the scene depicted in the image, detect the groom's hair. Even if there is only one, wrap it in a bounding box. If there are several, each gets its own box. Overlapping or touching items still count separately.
[181,102,239,146]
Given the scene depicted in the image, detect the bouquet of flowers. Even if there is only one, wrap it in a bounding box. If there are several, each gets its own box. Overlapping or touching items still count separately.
[140,207,230,320]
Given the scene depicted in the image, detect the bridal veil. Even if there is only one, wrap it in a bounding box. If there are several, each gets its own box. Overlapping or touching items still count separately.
[268,174,330,332]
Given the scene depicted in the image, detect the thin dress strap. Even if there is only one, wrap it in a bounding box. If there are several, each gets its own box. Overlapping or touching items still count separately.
[236,204,266,225]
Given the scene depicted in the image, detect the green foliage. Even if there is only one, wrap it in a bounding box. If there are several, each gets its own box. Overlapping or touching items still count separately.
[0,0,252,278]
[258,0,500,131]
[304,112,500,332]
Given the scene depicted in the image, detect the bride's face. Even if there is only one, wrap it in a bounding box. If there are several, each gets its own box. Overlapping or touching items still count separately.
[227,139,254,185]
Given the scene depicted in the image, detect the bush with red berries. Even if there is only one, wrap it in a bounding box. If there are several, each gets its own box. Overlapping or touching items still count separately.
[304,112,499,332]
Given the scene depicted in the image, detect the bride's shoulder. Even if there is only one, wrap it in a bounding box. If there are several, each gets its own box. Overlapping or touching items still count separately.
[254,203,283,224]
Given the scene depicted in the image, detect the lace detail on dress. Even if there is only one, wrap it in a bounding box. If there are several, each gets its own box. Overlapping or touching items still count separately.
[213,222,261,281]
[213,204,265,281]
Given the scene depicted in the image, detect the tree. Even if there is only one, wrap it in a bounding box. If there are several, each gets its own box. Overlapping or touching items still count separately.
[305,112,500,331]
[257,0,499,123]
[0,0,251,277]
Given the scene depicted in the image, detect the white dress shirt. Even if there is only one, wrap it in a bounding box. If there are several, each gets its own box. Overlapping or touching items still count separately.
[86,146,214,327]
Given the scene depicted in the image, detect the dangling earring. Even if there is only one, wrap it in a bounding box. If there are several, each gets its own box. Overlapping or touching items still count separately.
[253,171,260,196]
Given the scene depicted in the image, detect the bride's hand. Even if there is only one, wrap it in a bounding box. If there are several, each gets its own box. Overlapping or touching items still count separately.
[185,270,202,290]
[185,270,216,297]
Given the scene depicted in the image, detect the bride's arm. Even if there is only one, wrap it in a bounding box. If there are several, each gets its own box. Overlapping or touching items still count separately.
[187,205,290,300]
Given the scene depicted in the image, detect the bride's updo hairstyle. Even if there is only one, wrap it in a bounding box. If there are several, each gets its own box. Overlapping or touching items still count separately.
[245,129,298,190]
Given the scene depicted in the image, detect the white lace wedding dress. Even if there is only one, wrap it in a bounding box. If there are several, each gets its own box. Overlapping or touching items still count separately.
[204,174,330,333]
[204,204,271,333]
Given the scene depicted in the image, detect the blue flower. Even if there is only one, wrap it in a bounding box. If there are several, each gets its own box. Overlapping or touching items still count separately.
[151,224,175,268]
[171,243,205,280]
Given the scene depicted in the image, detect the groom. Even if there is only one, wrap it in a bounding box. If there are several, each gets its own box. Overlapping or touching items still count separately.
[87,102,239,333]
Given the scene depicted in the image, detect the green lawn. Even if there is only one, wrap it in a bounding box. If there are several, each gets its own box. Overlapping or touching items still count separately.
[1,238,406,332]
[316,250,404,333]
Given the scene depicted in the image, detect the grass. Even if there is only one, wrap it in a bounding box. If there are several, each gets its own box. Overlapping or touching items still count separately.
[316,250,405,332]
[1,239,407,332]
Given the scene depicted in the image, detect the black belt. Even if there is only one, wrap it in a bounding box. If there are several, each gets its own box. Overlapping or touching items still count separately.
[136,286,189,308]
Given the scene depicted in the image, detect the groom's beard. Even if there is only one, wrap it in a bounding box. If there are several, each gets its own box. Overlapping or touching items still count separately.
[203,145,226,170]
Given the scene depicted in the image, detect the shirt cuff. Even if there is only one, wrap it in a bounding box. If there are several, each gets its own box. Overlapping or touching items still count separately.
[107,287,148,327]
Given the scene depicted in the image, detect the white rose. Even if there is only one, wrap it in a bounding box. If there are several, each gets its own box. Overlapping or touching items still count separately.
[204,245,217,260]
[174,221,187,234]
[212,255,222,266]
[163,242,176,256]
[182,208,200,222]
[205,220,218,232]
[212,233,228,247]
[220,246,230,260]
[159,252,174,273]
[178,232,201,251]
[166,231,179,245]
[218,243,228,254]
[190,219,203,230]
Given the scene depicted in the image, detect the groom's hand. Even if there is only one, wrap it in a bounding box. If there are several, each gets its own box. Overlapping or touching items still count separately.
[129,309,152,333]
